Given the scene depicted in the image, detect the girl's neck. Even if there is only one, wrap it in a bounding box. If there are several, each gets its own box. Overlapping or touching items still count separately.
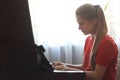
[91,34,96,38]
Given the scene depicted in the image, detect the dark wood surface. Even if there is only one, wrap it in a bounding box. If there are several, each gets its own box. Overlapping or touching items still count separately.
[0,71,86,80]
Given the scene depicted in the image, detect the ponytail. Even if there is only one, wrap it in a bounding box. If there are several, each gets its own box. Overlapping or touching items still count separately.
[91,5,108,70]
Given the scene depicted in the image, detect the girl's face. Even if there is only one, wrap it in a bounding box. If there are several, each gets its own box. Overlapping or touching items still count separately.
[76,16,97,35]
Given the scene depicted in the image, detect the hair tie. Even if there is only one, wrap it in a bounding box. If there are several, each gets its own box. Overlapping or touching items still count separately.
[94,5,99,9]
[94,5,99,17]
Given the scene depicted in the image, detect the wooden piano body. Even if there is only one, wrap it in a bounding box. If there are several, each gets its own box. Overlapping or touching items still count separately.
[0,0,86,80]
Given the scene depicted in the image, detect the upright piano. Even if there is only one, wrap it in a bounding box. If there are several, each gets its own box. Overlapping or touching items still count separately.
[0,0,86,80]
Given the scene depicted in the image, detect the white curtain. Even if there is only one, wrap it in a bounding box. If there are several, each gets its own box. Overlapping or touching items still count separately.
[28,0,120,64]
[104,0,120,55]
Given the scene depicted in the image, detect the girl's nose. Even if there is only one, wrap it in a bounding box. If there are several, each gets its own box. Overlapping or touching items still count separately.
[78,25,81,30]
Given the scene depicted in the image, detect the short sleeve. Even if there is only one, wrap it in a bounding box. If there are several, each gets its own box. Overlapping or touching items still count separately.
[96,39,118,67]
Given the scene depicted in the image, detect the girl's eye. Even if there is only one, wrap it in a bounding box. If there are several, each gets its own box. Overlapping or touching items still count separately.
[80,23,84,26]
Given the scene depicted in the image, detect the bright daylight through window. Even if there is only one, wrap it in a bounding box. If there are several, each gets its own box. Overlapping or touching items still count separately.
[28,0,120,64]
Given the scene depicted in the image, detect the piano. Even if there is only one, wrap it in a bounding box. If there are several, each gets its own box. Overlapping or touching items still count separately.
[0,0,86,80]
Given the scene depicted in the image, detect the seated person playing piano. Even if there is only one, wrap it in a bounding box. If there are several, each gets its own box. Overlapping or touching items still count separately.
[52,3,118,80]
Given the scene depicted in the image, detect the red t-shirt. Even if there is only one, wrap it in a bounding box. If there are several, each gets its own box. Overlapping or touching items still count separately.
[83,35,118,80]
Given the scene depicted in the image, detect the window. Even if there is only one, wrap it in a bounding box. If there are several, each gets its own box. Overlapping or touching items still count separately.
[28,0,120,63]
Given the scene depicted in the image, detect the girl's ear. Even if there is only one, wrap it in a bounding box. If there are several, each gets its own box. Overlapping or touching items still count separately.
[89,18,97,25]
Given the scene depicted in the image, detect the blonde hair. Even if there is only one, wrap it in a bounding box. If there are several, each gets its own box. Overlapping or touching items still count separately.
[76,3,108,70]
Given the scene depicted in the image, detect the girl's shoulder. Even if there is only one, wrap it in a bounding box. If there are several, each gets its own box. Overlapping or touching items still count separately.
[99,34,118,51]
[101,34,115,44]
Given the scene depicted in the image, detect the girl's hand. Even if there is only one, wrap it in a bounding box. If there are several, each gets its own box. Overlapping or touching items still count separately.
[52,61,64,70]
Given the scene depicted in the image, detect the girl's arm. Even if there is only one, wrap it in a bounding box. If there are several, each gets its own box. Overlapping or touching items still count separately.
[65,63,84,70]
[85,64,107,80]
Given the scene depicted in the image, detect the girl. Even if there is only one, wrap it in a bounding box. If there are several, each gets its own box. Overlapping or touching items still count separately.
[52,3,118,80]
